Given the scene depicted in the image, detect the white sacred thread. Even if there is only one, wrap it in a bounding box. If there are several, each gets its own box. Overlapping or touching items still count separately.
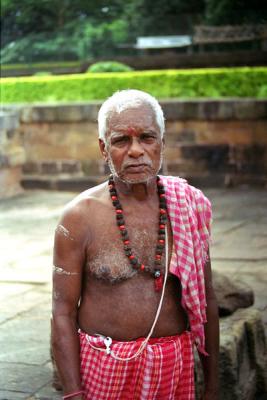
[86,226,169,361]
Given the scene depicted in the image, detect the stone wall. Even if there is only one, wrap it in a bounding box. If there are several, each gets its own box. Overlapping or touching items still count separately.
[0,110,25,198]
[195,308,267,400]
[12,99,267,190]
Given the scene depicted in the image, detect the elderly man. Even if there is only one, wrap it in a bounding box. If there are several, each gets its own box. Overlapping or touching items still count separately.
[52,89,219,400]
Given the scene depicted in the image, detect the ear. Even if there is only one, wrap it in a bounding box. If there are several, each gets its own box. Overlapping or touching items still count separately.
[99,139,109,162]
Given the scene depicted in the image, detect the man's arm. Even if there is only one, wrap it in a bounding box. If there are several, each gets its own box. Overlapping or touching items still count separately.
[199,252,220,400]
[51,205,88,398]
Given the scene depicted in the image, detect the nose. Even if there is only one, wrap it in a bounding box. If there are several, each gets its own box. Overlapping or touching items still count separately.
[128,137,144,158]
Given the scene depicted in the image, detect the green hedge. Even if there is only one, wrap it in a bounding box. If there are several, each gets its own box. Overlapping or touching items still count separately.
[1,67,267,104]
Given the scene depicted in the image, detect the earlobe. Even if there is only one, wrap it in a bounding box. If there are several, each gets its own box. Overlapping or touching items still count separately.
[99,139,108,162]
[162,137,165,150]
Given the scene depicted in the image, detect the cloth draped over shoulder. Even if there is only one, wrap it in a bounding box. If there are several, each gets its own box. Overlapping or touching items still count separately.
[160,175,212,355]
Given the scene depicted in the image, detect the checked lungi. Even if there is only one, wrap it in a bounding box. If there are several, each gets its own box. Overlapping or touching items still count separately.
[79,330,194,400]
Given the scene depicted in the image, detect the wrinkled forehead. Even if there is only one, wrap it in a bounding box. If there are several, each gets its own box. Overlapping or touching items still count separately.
[107,103,159,133]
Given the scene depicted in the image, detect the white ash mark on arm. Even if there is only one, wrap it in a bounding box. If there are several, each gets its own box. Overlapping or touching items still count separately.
[55,224,75,241]
[53,265,79,276]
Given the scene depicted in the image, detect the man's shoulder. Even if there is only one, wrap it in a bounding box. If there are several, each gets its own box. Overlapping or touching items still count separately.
[58,181,108,227]
[160,174,211,210]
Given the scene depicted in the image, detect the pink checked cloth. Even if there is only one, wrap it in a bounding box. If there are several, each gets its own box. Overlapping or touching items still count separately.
[79,330,194,400]
[160,175,212,354]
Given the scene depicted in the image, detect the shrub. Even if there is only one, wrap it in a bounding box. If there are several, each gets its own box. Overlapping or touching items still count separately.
[1,67,267,104]
[257,85,267,99]
[87,61,133,73]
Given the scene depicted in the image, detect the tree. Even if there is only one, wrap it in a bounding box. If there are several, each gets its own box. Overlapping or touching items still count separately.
[204,0,267,26]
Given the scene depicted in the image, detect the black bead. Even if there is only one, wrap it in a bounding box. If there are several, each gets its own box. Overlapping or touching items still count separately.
[159,234,165,240]
[116,214,124,220]
[121,230,128,236]
[125,249,132,256]
[157,244,164,250]
[130,258,137,265]
[116,205,122,210]
[117,220,125,226]
[155,259,162,265]
[159,229,165,234]
[112,200,120,206]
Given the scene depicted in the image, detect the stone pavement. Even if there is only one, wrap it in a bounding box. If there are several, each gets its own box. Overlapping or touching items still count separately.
[0,187,266,400]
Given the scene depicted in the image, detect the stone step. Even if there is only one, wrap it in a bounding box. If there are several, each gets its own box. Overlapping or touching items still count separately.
[21,174,105,192]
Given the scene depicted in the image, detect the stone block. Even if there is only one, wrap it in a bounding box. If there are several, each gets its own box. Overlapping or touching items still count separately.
[219,308,267,399]
[6,147,25,167]
[31,106,58,122]
[0,154,9,168]
[61,160,82,174]
[198,101,221,121]
[213,270,254,316]
[0,167,23,198]
[82,103,101,121]
[81,160,103,176]
[41,161,59,175]
[0,111,19,131]
[234,100,260,120]
[23,161,40,174]
[180,144,229,172]
[216,101,235,120]
[56,105,84,122]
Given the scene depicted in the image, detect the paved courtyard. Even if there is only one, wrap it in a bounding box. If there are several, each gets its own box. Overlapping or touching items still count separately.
[0,187,266,399]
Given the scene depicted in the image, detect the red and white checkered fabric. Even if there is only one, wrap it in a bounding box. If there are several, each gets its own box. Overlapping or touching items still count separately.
[79,331,195,400]
[160,175,212,354]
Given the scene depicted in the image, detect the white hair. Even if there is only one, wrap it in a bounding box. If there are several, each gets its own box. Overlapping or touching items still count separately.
[98,89,165,140]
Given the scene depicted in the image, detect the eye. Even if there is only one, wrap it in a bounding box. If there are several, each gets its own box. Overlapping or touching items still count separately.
[112,136,129,145]
[140,133,156,142]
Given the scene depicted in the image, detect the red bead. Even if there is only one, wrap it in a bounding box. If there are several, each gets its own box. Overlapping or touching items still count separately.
[124,240,130,245]
[111,195,117,201]
[116,209,123,214]
[159,239,165,244]
[140,264,145,271]
[156,255,161,260]
[159,224,165,229]
[129,255,135,260]
[119,225,125,230]
[160,209,166,214]
[155,275,163,291]
[159,193,165,198]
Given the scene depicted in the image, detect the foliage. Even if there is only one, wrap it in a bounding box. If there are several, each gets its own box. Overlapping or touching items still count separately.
[87,61,133,73]
[1,0,127,46]
[204,0,267,25]
[257,85,267,98]
[129,0,205,36]
[2,0,267,64]
[1,67,266,104]
[1,18,129,63]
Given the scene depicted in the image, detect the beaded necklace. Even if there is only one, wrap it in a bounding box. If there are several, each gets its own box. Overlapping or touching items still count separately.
[108,175,167,292]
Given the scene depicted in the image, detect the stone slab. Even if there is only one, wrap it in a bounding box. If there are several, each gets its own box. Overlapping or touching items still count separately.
[0,363,51,393]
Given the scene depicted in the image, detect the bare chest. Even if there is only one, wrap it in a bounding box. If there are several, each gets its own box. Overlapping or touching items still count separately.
[86,210,172,283]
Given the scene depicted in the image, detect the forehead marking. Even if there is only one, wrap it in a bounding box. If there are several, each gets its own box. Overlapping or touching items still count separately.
[127,127,138,135]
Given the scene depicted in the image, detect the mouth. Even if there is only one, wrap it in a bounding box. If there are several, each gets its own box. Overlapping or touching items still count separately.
[124,163,149,172]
